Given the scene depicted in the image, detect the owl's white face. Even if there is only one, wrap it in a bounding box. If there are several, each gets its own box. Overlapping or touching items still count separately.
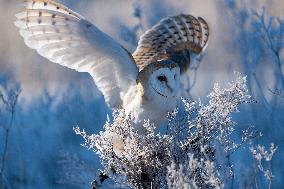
[149,67,181,99]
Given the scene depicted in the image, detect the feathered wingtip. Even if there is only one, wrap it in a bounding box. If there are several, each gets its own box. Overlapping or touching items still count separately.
[197,16,209,52]
[17,0,83,19]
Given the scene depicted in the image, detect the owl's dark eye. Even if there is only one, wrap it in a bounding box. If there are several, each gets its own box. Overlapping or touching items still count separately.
[157,75,167,82]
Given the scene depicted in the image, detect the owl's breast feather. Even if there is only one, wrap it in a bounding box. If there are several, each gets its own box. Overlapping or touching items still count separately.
[123,85,179,133]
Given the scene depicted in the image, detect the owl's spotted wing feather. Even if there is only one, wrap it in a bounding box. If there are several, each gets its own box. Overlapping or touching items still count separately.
[15,0,138,108]
[133,14,209,73]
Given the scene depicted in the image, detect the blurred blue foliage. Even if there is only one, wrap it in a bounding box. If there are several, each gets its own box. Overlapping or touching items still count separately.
[0,0,283,188]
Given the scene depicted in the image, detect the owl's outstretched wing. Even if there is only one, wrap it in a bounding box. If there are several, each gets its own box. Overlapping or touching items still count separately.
[133,14,209,73]
[15,0,138,108]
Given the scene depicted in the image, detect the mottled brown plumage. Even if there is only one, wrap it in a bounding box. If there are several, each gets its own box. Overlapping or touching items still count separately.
[133,14,209,73]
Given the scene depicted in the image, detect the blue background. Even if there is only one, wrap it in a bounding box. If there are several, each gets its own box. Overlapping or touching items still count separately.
[0,0,283,188]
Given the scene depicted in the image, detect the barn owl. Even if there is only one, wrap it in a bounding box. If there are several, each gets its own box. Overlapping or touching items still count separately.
[15,0,209,130]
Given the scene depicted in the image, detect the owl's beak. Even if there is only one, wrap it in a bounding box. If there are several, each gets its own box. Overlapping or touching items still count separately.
[165,82,173,93]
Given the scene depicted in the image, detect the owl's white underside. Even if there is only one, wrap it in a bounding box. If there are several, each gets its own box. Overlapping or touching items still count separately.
[123,69,181,131]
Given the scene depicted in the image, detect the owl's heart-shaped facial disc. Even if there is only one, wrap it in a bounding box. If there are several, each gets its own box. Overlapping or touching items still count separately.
[149,67,180,98]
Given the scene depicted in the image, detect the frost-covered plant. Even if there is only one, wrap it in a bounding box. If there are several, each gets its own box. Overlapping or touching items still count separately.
[167,145,223,189]
[75,112,172,188]
[74,73,261,188]
[250,143,277,189]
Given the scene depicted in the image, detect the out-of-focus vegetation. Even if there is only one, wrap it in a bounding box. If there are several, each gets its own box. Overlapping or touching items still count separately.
[0,0,283,188]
